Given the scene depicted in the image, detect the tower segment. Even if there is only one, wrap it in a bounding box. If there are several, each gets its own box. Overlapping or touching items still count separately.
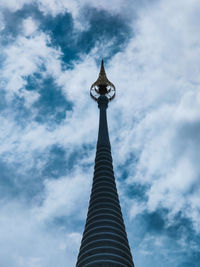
[76,60,134,267]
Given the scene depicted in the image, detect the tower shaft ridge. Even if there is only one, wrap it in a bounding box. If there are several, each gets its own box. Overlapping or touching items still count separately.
[76,62,134,267]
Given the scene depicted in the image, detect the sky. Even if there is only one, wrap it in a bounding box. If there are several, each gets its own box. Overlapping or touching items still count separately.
[0,0,200,266]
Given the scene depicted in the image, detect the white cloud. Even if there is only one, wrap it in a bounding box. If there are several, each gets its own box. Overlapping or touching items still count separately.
[35,170,91,221]
[0,0,32,12]
[2,31,61,95]
[0,200,80,267]
[37,0,79,18]
[106,0,200,231]
[0,0,150,31]
[0,12,5,31]
[23,17,38,37]
[130,201,146,219]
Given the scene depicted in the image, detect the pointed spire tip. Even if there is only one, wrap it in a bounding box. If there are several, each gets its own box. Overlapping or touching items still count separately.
[100,59,106,76]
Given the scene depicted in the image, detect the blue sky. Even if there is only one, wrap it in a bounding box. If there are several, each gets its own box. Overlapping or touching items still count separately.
[0,0,200,266]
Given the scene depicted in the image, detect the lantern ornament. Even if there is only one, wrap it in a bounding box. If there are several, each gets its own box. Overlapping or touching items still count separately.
[90,60,116,101]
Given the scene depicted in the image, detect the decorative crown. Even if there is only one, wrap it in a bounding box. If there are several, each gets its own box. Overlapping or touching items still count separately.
[90,60,116,101]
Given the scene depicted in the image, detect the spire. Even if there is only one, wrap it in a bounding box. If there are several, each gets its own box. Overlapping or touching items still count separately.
[90,59,116,101]
[100,59,106,76]
[94,59,111,87]
[76,61,134,267]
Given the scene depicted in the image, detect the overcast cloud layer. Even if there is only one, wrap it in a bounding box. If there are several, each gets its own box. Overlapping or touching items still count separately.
[0,0,200,266]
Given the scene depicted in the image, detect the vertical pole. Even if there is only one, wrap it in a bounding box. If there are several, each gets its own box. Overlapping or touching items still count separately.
[97,95,111,149]
[76,95,134,267]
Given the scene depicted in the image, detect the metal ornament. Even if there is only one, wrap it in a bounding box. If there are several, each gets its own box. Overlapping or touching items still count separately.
[90,60,116,101]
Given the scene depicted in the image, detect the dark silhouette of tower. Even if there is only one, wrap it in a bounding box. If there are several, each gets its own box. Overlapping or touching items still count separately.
[76,60,134,267]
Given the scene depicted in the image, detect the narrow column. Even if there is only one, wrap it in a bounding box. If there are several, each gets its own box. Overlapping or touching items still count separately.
[76,60,134,267]
[97,95,110,149]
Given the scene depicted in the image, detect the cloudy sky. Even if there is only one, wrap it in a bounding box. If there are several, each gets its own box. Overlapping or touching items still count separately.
[0,0,200,266]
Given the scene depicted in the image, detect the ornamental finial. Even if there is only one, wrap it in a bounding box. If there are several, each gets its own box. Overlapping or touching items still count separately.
[90,59,116,101]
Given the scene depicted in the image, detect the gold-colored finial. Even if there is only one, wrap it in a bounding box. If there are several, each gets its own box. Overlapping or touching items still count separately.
[90,59,116,102]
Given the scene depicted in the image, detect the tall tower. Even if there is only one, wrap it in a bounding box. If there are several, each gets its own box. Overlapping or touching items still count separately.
[76,60,134,267]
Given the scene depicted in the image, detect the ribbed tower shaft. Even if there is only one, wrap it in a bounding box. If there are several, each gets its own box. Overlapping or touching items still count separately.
[76,96,134,267]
